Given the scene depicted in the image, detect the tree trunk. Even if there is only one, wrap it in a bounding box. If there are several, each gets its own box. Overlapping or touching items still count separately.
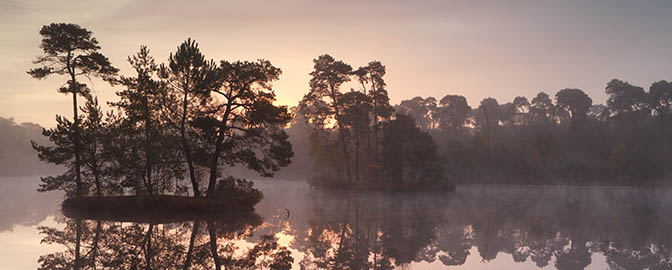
[483,106,492,153]
[180,90,200,197]
[90,220,102,269]
[373,98,379,159]
[355,126,360,181]
[144,93,154,195]
[93,167,102,197]
[72,85,83,198]
[144,224,154,270]
[206,102,231,196]
[337,122,352,183]
[330,84,352,183]
[74,219,82,270]
[206,134,225,197]
[207,221,222,270]
[334,100,352,183]
[68,53,83,198]
[183,221,200,270]
[89,133,103,197]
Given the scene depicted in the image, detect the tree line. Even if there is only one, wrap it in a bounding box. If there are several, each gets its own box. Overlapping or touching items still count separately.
[286,58,672,186]
[28,23,293,198]
[394,80,672,184]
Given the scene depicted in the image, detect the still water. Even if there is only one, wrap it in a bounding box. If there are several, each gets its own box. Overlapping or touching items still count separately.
[2,176,672,270]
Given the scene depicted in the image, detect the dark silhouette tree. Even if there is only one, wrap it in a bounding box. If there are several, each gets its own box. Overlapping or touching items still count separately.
[196,59,293,196]
[28,23,118,197]
[649,80,672,133]
[512,96,531,126]
[353,61,394,156]
[436,94,471,134]
[555,88,592,124]
[32,116,80,196]
[111,46,183,195]
[32,96,115,197]
[159,39,219,197]
[475,98,501,149]
[396,96,436,132]
[380,114,442,184]
[605,79,650,121]
[79,97,116,197]
[338,91,373,181]
[530,92,555,126]
[300,54,354,182]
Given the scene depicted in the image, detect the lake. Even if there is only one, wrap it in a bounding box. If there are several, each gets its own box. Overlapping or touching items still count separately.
[2,176,671,270]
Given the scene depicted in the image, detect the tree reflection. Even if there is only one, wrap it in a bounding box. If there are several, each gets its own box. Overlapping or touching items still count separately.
[297,193,446,269]
[38,211,293,270]
[291,188,672,270]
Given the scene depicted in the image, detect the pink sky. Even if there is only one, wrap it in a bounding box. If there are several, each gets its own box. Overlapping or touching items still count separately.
[2,0,672,126]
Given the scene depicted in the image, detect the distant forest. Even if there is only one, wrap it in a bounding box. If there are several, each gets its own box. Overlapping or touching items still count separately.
[0,117,58,176]
[394,80,672,185]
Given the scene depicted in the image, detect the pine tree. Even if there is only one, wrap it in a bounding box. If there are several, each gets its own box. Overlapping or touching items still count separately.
[28,23,118,197]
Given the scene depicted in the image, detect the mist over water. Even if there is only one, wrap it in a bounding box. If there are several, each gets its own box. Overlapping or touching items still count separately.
[0,176,62,232]
[3,177,672,269]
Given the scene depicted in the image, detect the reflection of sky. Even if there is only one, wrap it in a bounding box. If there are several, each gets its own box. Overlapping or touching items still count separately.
[0,216,64,270]
[410,247,608,270]
[3,1,672,126]
[0,176,63,269]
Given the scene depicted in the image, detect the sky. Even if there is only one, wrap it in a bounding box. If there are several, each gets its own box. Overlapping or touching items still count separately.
[2,0,672,127]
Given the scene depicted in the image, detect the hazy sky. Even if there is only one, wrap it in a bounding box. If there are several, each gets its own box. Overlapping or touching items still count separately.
[2,0,672,126]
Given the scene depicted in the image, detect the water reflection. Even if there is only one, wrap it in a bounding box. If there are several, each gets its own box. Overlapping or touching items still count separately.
[37,211,293,270]
[290,186,672,270]
[35,184,672,270]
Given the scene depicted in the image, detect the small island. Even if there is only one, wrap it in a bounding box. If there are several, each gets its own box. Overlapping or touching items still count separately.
[61,194,264,224]
[61,177,264,221]
[29,24,293,212]
[295,56,456,191]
